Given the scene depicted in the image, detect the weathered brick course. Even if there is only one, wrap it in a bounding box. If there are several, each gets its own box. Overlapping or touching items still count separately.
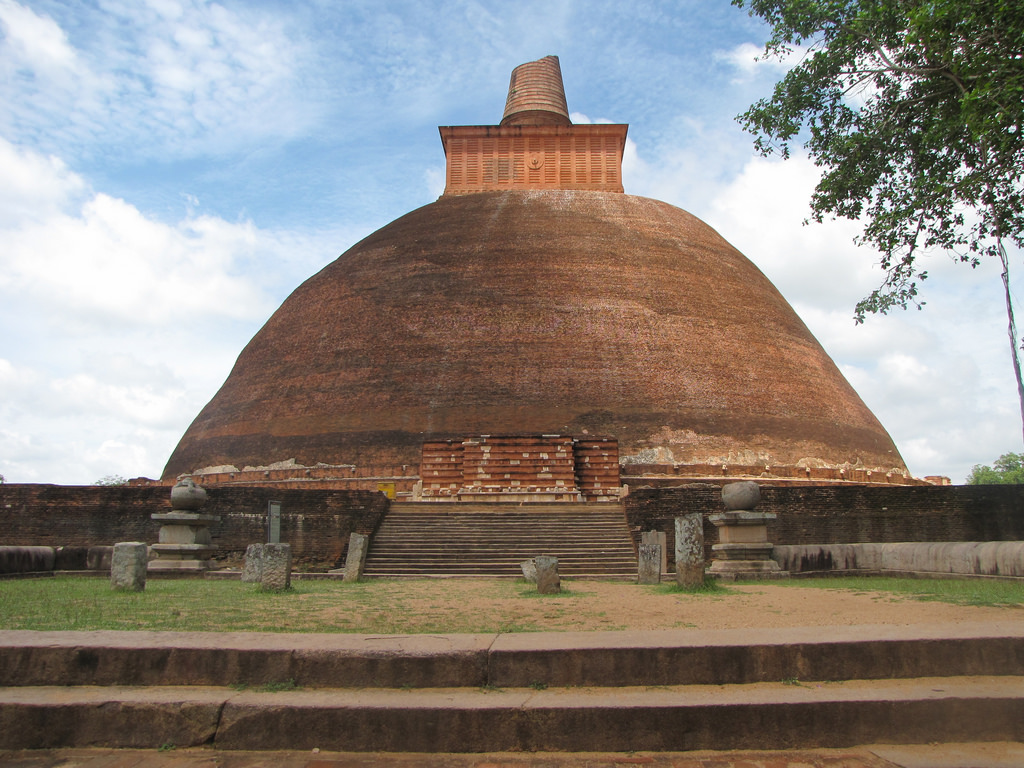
[624,484,1024,565]
[0,485,388,571]
[5,483,1018,572]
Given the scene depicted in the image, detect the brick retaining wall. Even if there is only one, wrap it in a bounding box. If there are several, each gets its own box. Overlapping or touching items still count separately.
[0,485,389,571]
[624,484,1024,565]
[2,483,1021,571]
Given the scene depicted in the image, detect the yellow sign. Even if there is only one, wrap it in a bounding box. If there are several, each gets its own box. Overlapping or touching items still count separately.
[377,482,396,499]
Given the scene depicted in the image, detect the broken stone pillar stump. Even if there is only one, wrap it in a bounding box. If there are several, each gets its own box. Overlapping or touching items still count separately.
[241,543,265,583]
[638,543,662,584]
[709,481,785,580]
[110,542,147,591]
[261,543,292,591]
[343,533,369,582]
[641,530,668,575]
[535,555,560,594]
[674,513,705,587]
[150,478,221,573]
[520,558,538,583]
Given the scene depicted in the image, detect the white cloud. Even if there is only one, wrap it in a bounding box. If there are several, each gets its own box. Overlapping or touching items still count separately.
[700,151,1024,482]
[0,144,274,328]
[714,41,806,84]
[0,139,348,484]
[0,0,315,158]
[0,0,77,74]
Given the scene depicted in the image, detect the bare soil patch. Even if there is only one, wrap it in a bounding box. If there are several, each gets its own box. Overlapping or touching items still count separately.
[343,578,1024,633]
[3,576,1021,634]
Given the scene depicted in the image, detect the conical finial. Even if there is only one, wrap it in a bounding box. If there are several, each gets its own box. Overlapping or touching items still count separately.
[501,55,571,127]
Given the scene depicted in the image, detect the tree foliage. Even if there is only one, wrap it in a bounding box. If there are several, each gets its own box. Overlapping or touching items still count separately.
[734,0,1024,310]
[966,452,1024,484]
[733,0,1024,436]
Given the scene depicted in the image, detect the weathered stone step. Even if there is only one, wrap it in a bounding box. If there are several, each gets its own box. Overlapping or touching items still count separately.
[365,501,635,577]
[370,534,633,541]
[363,559,636,574]
[370,528,622,532]
[2,677,1022,751]
[362,564,638,574]
[5,625,1020,690]
[389,503,617,514]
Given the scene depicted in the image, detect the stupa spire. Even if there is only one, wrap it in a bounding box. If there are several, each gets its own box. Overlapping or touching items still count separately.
[501,55,572,126]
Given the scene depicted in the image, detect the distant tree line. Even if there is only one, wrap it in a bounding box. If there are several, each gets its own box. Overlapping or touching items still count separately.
[966,453,1024,485]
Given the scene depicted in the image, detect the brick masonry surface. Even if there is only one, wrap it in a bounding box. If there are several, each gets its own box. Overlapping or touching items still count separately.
[624,484,1024,565]
[0,485,389,570]
[2,483,1021,570]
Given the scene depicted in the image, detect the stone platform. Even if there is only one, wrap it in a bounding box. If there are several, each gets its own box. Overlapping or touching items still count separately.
[5,743,1024,767]
[1,623,1022,753]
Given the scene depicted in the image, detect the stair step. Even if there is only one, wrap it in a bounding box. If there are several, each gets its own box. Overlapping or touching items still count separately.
[364,501,639,577]
[3,625,1021,752]
[3,677,1021,752]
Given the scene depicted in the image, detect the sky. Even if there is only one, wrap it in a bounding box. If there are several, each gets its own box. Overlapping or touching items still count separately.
[1,0,1020,486]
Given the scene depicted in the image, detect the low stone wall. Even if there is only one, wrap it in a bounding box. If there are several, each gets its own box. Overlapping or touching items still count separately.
[772,542,1024,579]
[624,483,1024,565]
[0,485,390,571]
[0,546,55,575]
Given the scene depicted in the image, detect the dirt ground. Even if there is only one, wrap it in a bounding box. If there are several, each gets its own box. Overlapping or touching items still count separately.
[296,578,1024,634]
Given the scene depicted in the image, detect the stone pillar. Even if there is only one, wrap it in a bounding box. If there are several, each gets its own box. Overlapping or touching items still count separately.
[674,514,705,588]
[637,543,662,584]
[343,533,369,583]
[641,530,668,574]
[261,543,292,591]
[708,481,785,580]
[149,478,221,573]
[110,542,147,591]
[535,555,560,594]
[241,543,265,583]
[520,558,538,583]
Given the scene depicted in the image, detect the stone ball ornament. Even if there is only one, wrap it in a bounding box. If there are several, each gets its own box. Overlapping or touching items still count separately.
[721,480,761,511]
[170,476,208,511]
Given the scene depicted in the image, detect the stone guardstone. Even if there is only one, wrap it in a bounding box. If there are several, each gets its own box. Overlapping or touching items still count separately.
[343,533,369,583]
[241,543,265,583]
[110,542,148,591]
[641,530,668,574]
[520,558,538,583]
[721,480,761,511]
[674,514,705,588]
[261,543,292,591]
[638,543,662,584]
[535,555,560,594]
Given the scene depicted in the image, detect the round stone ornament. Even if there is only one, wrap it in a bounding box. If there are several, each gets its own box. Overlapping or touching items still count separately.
[721,480,760,511]
[170,477,208,511]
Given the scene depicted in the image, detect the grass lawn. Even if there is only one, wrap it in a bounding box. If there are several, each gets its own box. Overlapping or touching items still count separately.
[0,575,1020,634]
[761,575,1024,608]
[0,577,588,634]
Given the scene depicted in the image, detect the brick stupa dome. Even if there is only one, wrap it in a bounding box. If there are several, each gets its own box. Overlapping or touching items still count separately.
[162,57,907,491]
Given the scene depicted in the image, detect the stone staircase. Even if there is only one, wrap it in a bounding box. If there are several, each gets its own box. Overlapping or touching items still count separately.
[362,502,637,578]
[1,624,1022,752]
